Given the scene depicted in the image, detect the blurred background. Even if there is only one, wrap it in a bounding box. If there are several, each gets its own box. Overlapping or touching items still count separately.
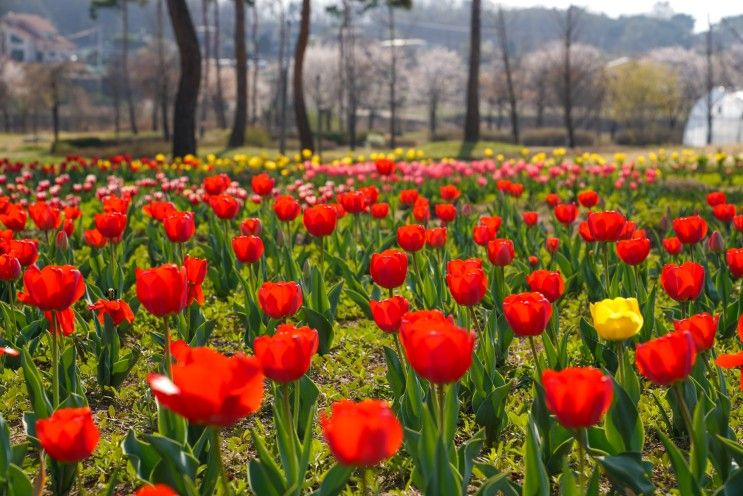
[1,0,742,158]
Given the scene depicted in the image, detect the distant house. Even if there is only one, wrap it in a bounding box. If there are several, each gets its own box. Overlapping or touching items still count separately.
[0,11,75,63]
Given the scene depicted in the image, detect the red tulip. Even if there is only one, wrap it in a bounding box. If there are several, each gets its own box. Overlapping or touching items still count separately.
[148,341,264,426]
[0,204,26,231]
[63,205,81,221]
[90,298,135,326]
[554,203,578,225]
[84,229,107,249]
[163,211,195,243]
[479,216,502,236]
[102,195,130,214]
[578,221,594,243]
[434,203,456,223]
[18,264,85,312]
[472,225,493,246]
[726,248,743,279]
[203,173,232,195]
[232,235,264,264]
[95,212,127,240]
[577,190,599,208]
[672,215,707,244]
[616,237,651,265]
[542,367,613,428]
[135,484,178,496]
[254,323,319,383]
[400,310,476,384]
[716,350,743,390]
[397,224,426,252]
[251,173,275,197]
[707,231,724,253]
[36,407,99,463]
[399,189,419,206]
[528,255,539,266]
[713,204,736,223]
[707,191,726,207]
[370,249,408,289]
[487,238,515,266]
[370,202,389,219]
[375,158,396,176]
[321,399,403,467]
[412,198,430,222]
[440,184,460,201]
[587,211,626,242]
[6,239,37,266]
[135,264,189,317]
[660,262,704,301]
[240,217,262,236]
[184,256,207,306]
[507,182,524,198]
[257,281,303,319]
[545,193,561,208]
[143,201,177,222]
[338,191,367,214]
[0,254,21,281]
[546,237,560,253]
[522,211,538,226]
[209,194,241,220]
[662,236,682,255]
[734,215,743,233]
[303,204,338,237]
[673,313,718,352]
[503,292,552,337]
[635,330,696,385]
[273,195,301,222]
[425,227,447,248]
[28,201,61,231]
[526,270,564,302]
[446,258,487,306]
[370,296,409,333]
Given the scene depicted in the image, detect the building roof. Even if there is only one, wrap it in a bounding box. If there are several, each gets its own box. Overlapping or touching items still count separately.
[0,11,75,51]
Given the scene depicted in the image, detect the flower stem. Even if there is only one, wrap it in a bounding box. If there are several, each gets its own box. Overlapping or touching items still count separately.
[603,242,610,296]
[360,468,372,496]
[576,428,587,494]
[528,336,543,379]
[163,317,172,379]
[50,312,60,408]
[468,306,480,334]
[212,428,233,496]
[672,382,694,441]
[436,383,447,433]
[282,383,299,483]
[8,281,18,341]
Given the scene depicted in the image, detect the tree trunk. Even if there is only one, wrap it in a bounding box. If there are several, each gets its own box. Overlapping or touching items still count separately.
[536,81,545,128]
[278,16,289,154]
[497,8,519,144]
[705,23,713,145]
[122,1,138,135]
[562,6,576,148]
[51,78,60,150]
[388,4,397,148]
[199,0,211,137]
[166,0,201,157]
[212,0,227,129]
[428,95,437,141]
[250,2,260,125]
[293,0,314,151]
[228,0,247,147]
[156,0,170,140]
[464,0,481,142]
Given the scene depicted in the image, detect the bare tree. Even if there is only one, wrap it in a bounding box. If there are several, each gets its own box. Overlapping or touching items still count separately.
[228,0,249,147]
[199,0,211,136]
[464,0,481,142]
[495,6,519,143]
[557,5,580,147]
[706,20,714,145]
[250,1,260,125]
[166,0,202,156]
[408,47,465,140]
[156,0,171,140]
[294,0,314,151]
[212,0,228,128]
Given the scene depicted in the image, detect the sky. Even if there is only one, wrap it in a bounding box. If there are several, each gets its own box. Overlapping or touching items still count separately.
[495,1,740,32]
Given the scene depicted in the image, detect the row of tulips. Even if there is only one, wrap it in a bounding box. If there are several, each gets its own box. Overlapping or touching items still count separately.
[0,156,741,495]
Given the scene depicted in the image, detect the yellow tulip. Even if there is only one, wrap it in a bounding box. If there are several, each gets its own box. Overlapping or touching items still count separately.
[589,297,643,341]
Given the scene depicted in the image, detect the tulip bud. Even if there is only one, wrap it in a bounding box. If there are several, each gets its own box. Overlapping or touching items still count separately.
[55,230,69,251]
[528,255,539,266]
[707,230,724,253]
[546,237,560,253]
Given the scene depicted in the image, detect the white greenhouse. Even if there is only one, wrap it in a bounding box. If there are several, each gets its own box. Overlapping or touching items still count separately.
[683,87,743,146]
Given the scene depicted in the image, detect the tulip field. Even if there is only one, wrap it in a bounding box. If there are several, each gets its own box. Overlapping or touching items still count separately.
[1,149,743,495]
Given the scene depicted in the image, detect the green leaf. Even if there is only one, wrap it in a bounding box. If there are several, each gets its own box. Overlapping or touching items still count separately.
[523,415,550,496]
[315,463,353,496]
[558,460,579,496]
[657,430,701,496]
[596,452,654,495]
[303,308,334,355]
[605,379,644,453]
[20,348,51,419]
[690,399,708,482]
